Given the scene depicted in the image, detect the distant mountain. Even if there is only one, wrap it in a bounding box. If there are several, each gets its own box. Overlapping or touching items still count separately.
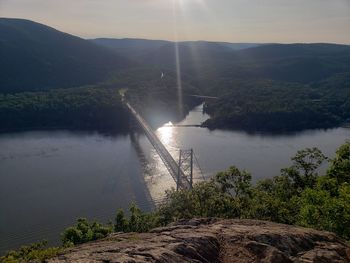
[2,18,350,94]
[143,42,350,84]
[91,38,171,61]
[93,38,350,84]
[231,43,350,83]
[91,38,260,62]
[236,43,350,60]
[142,41,234,67]
[0,18,130,93]
[217,42,262,50]
[128,41,350,86]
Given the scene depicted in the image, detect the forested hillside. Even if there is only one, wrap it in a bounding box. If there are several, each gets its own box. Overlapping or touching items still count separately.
[0,87,129,132]
[93,39,350,88]
[90,38,171,62]
[113,41,350,132]
[0,18,130,93]
[90,39,260,62]
[0,70,200,132]
[204,73,350,131]
[1,18,350,132]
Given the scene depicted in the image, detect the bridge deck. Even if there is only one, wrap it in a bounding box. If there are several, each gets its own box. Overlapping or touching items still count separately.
[125,102,191,189]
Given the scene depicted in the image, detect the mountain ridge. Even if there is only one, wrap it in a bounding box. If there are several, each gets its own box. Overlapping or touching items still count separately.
[0,18,131,93]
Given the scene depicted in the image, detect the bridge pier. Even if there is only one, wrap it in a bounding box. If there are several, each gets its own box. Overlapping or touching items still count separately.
[177,149,194,191]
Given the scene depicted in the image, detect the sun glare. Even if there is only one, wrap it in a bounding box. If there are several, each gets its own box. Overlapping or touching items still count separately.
[171,0,208,118]
[157,126,173,146]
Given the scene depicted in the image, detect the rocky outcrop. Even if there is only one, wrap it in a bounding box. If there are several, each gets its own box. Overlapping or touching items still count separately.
[49,218,350,262]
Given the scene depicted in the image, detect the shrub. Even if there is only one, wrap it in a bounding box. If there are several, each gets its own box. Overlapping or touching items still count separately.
[0,241,61,263]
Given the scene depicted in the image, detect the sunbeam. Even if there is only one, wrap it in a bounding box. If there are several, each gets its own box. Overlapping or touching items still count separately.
[171,0,210,119]
[172,0,184,118]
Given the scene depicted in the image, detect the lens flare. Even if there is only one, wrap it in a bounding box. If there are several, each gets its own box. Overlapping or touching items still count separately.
[172,0,184,118]
[171,0,210,119]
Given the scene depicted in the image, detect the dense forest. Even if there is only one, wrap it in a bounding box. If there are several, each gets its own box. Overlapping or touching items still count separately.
[1,18,350,132]
[0,70,201,132]
[2,141,350,262]
[0,87,129,132]
[203,73,350,132]
[0,18,130,93]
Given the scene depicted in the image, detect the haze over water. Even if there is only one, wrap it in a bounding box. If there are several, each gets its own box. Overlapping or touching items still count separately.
[1,104,350,253]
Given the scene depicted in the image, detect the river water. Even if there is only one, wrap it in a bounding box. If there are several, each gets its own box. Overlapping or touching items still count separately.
[1,104,349,253]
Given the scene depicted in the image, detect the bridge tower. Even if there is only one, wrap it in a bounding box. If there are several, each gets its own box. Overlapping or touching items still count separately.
[177,149,194,191]
[124,99,204,190]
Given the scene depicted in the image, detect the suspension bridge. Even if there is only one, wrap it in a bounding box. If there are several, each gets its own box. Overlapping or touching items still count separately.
[125,101,195,190]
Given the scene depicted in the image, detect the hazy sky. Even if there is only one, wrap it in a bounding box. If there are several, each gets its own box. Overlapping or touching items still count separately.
[1,0,350,44]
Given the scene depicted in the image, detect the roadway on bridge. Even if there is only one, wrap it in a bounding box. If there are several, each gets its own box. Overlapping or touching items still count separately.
[125,101,191,189]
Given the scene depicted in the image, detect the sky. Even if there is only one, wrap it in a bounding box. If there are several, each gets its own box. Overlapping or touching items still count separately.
[1,0,350,44]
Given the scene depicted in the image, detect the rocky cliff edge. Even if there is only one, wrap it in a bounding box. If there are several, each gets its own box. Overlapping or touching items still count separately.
[49,218,350,263]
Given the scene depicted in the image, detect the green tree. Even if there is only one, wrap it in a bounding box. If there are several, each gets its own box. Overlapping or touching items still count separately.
[328,141,350,184]
[113,204,161,233]
[215,166,252,198]
[114,209,128,232]
[0,241,61,263]
[297,183,350,239]
[282,147,327,191]
[62,218,112,246]
[249,176,300,224]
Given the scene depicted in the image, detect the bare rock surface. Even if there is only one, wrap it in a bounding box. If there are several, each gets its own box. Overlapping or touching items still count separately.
[49,218,350,262]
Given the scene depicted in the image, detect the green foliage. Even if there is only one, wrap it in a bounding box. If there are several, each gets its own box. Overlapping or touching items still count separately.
[281,147,327,191]
[0,86,129,132]
[114,209,128,232]
[0,18,127,93]
[297,183,350,239]
[328,141,350,184]
[158,180,234,222]
[204,73,350,132]
[0,241,61,263]
[106,144,350,240]
[292,141,350,239]
[215,166,252,198]
[248,176,300,224]
[157,142,350,239]
[114,203,161,233]
[0,71,201,132]
[61,218,112,246]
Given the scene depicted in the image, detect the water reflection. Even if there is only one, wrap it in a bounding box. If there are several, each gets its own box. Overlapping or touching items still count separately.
[134,103,350,203]
[133,104,210,202]
[157,126,173,146]
[0,131,153,253]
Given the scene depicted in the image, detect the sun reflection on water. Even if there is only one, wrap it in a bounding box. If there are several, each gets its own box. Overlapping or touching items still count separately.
[140,110,208,202]
[157,123,174,146]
